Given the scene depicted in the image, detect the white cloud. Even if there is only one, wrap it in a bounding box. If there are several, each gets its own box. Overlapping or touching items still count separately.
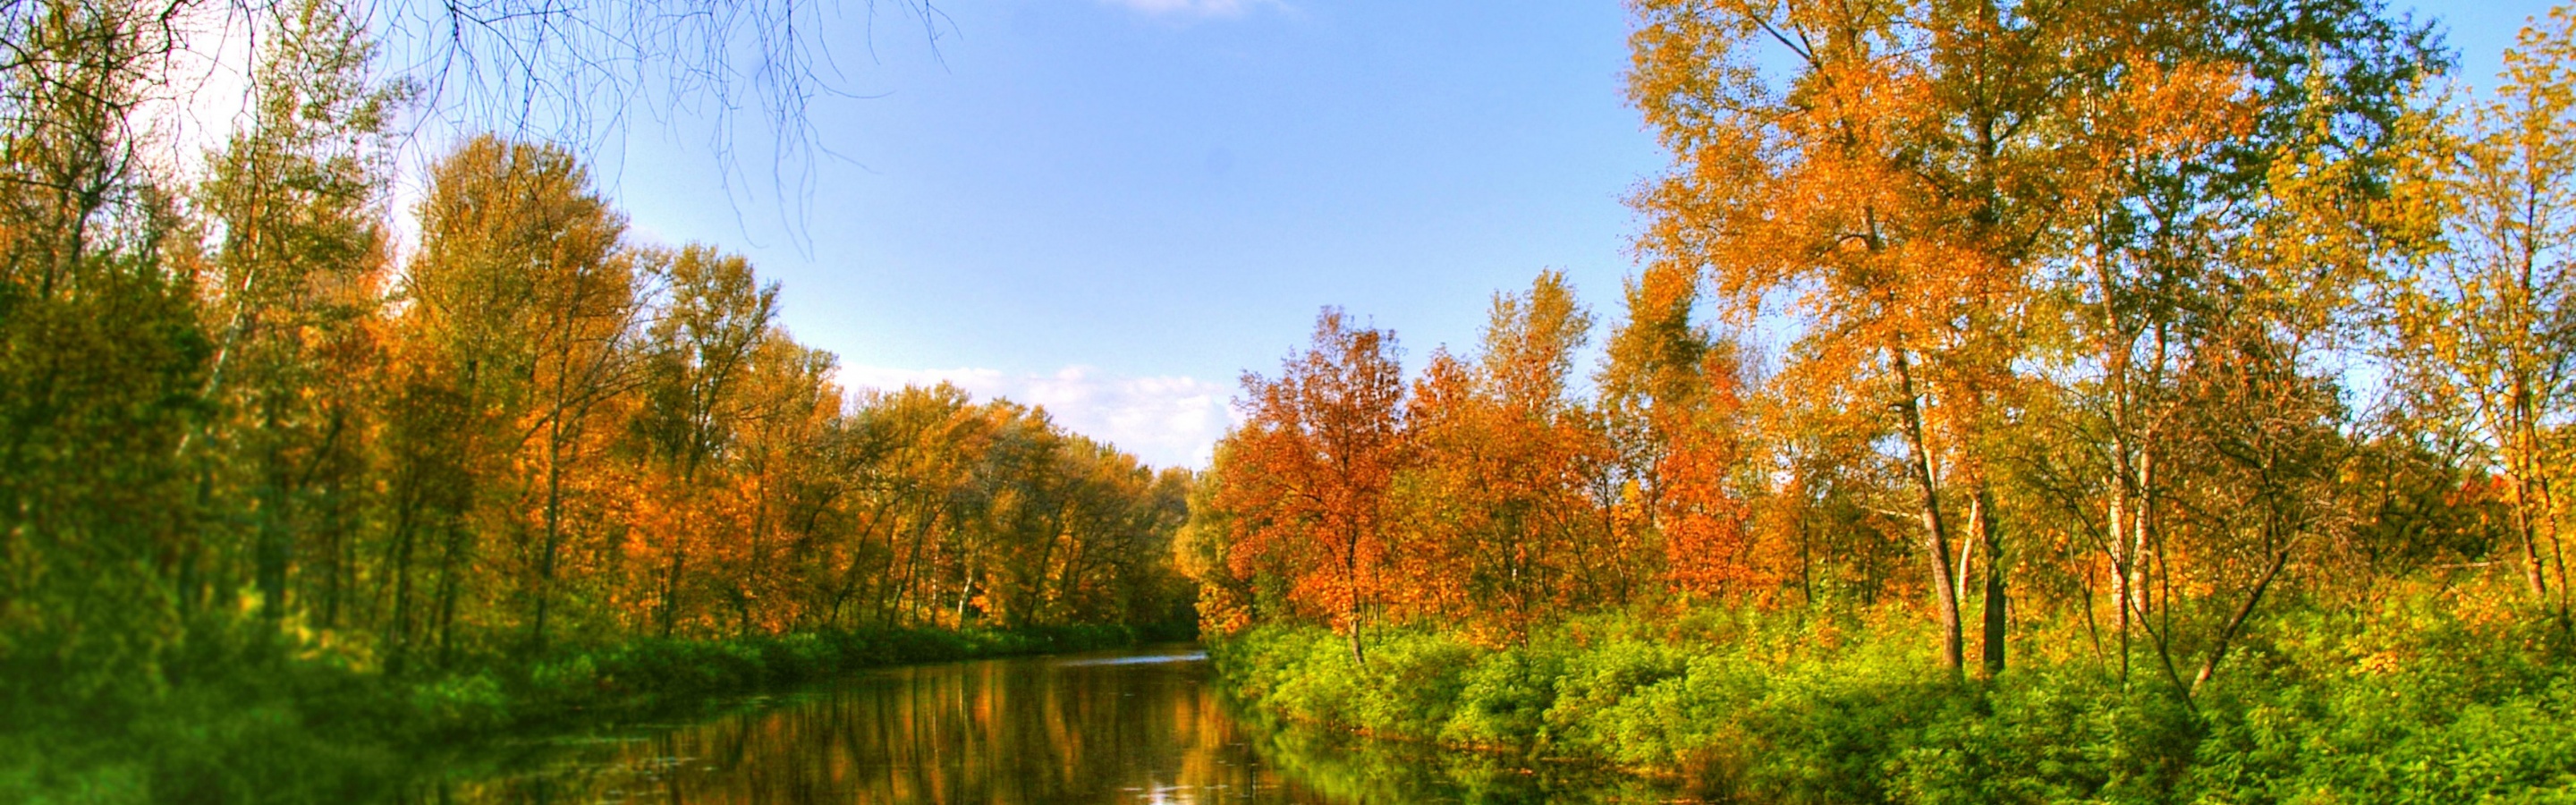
[837,364,1241,470]
[1097,0,1277,18]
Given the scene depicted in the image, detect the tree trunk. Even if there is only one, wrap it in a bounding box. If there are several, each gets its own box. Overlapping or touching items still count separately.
[256,407,290,623]
[530,419,567,657]
[1348,620,1368,670]
[827,499,896,627]
[1975,484,2006,674]
[885,504,943,627]
[2191,542,2292,695]
[435,518,467,671]
[1345,523,1370,670]
[1893,350,1963,675]
[386,496,419,677]
[660,539,688,638]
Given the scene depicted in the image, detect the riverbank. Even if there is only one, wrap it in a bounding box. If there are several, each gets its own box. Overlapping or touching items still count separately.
[1,623,1148,804]
[1209,591,2576,802]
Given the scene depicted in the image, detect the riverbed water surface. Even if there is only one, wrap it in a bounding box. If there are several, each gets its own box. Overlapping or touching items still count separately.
[403,645,1682,804]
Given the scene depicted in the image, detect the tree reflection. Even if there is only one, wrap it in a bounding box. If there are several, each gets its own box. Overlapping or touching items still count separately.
[404,649,1676,804]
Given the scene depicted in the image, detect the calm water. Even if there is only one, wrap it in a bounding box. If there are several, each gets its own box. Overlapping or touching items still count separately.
[403,646,1683,804]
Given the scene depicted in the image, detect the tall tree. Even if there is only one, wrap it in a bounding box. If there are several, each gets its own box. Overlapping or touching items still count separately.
[1401,272,1618,640]
[632,244,777,637]
[513,202,642,656]
[1628,0,2074,674]
[0,0,208,702]
[2393,7,2576,630]
[396,134,627,668]
[196,0,406,625]
[1630,0,2443,679]
[1596,263,1708,551]
[2038,0,2442,689]
[1218,309,1406,667]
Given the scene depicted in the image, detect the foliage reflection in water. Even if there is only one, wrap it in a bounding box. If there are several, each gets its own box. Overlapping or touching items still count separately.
[405,647,1678,803]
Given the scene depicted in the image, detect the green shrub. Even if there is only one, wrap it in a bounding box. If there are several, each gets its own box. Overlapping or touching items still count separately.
[1208,597,2576,804]
[1441,648,1563,748]
[1350,630,1478,736]
[410,673,508,734]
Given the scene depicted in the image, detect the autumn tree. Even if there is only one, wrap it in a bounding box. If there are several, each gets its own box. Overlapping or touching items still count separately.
[848,384,984,628]
[1124,468,1199,628]
[1397,272,1620,640]
[195,0,408,627]
[0,7,1198,721]
[2392,7,2576,631]
[1628,0,2075,674]
[1592,264,1724,604]
[1751,366,1914,610]
[1217,309,1407,666]
[631,243,778,637]
[0,0,208,702]
[719,331,843,635]
[2011,0,2438,690]
[513,225,644,655]
[1630,0,2443,680]
[1176,449,1253,636]
[394,134,631,668]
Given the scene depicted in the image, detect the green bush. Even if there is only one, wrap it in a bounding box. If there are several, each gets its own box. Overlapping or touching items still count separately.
[409,673,509,734]
[1441,648,1563,748]
[1210,598,2576,804]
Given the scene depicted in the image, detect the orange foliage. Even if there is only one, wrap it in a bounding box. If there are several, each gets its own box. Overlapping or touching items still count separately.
[1216,309,1406,656]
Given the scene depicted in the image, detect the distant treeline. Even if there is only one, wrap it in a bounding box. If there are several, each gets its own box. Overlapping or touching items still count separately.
[0,0,1191,717]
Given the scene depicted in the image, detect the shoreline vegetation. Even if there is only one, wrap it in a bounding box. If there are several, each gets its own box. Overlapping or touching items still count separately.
[3,623,1150,803]
[1208,597,2576,802]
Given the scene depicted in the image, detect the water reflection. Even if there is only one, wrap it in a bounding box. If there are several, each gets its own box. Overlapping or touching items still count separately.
[409,647,1677,804]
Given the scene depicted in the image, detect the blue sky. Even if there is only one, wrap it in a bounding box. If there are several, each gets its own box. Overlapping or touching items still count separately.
[593,0,2560,470]
[597,0,1654,469]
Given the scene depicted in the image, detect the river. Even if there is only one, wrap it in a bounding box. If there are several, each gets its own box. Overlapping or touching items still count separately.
[402,645,1685,803]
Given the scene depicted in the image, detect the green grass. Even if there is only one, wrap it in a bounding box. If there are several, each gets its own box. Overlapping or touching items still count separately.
[0,622,1141,804]
[1211,596,2576,803]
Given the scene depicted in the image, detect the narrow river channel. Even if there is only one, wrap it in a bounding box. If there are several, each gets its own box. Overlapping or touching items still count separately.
[402,645,1683,803]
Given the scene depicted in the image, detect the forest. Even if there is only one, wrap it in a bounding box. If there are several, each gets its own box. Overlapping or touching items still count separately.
[13,0,2576,799]
[1183,0,2576,801]
[0,0,1192,797]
